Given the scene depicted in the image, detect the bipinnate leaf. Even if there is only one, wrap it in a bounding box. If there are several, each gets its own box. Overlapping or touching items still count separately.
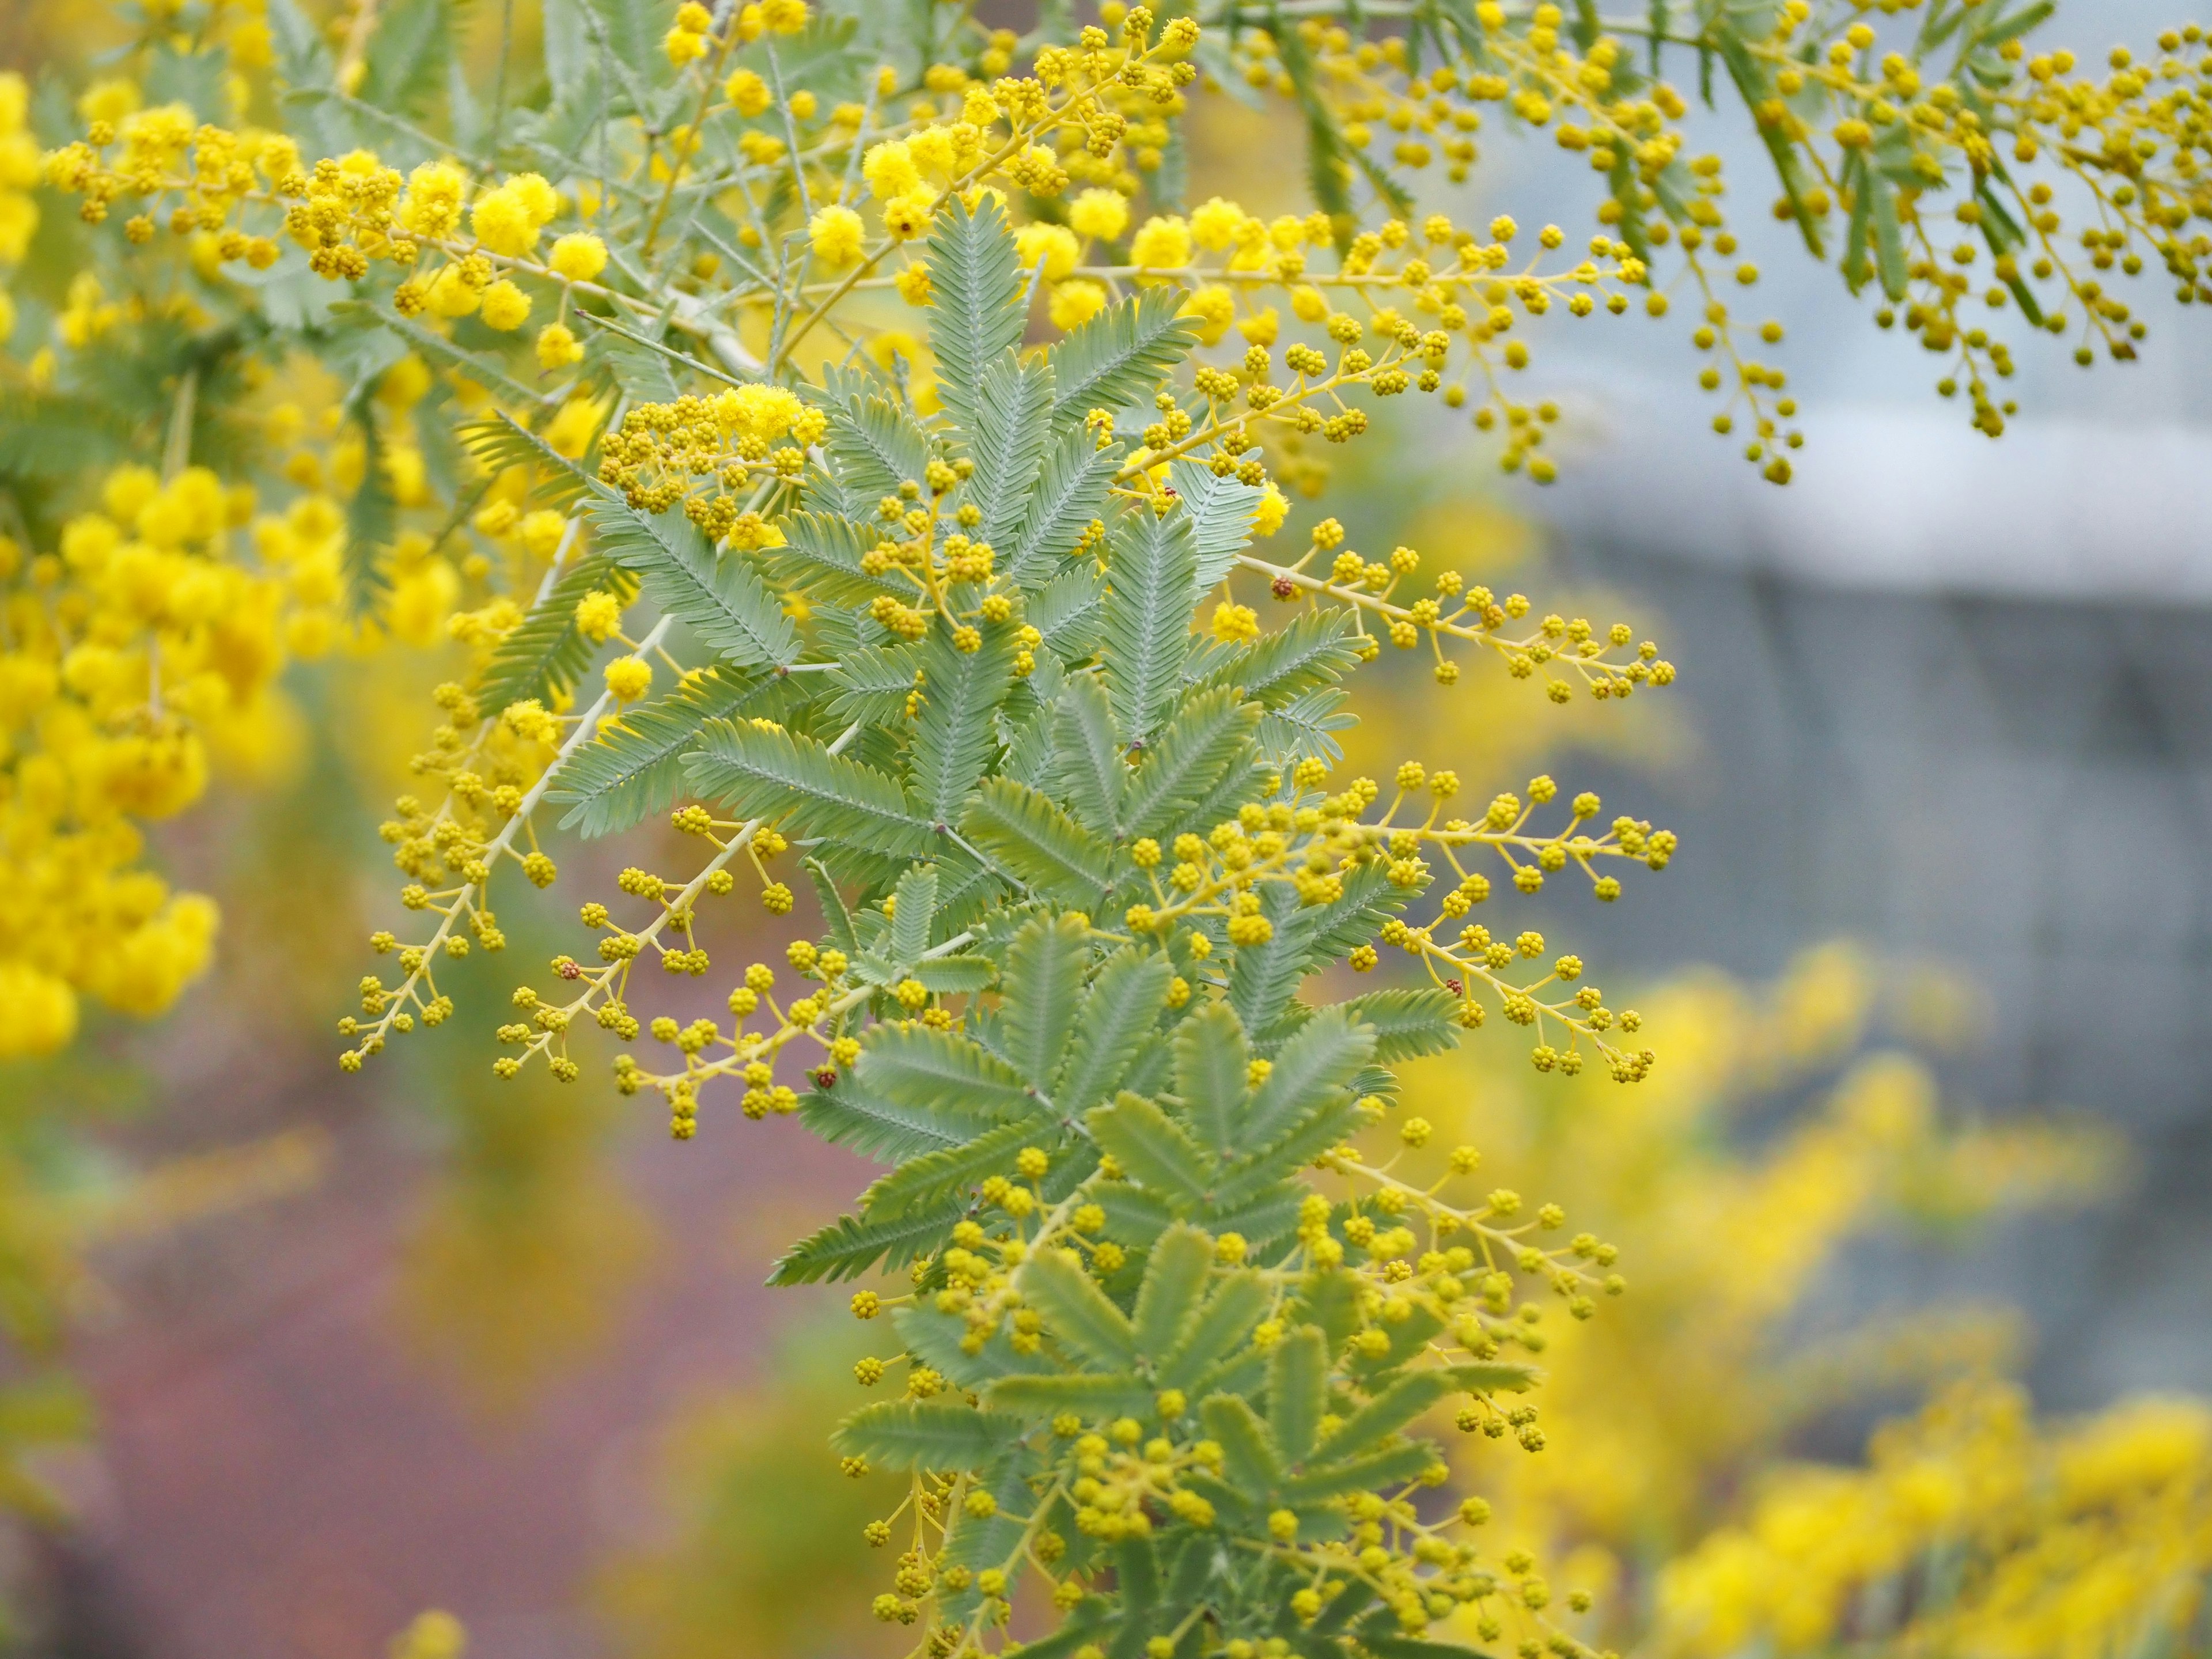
[835,1400,1025,1470]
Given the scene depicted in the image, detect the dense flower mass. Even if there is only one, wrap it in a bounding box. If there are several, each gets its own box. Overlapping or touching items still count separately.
[2,0,2206,1652]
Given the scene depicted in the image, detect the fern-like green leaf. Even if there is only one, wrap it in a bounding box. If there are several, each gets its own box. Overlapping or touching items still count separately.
[961,354,1055,552]
[768,509,906,606]
[1132,1222,1213,1361]
[889,863,939,967]
[584,496,798,669]
[1054,947,1173,1115]
[858,1022,1040,1120]
[548,665,766,836]
[1050,671,1124,837]
[960,777,1112,908]
[1102,504,1198,744]
[1007,425,1119,584]
[1172,999,1251,1156]
[1045,289,1199,430]
[1122,687,1260,840]
[770,1196,968,1284]
[1339,987,1463,1062]
[926,194,1028,434]
[685,720,932,855]
[475,553,631,714]
[857,1118,1039,1219]
[1158,1270,1270,1391]
[1168,458,1266,590]
[1028,556,1108,662]
[1243,1005,1375,1152]
[987,1373,1157,1417]
[1001,914,1089,1092]
[1267,1325,1329,1463]
[797,1070,1001,1164]
[1087,1093,1212,1207]
[458,411,599,509]
[833,1399,1025,1469]
[1021,1247,1139,1368]
[910,616,1017,826]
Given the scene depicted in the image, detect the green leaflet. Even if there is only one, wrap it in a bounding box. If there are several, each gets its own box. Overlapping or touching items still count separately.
[1247,1009,1362,1150]
[474,554,632,715]
[796,1071,994,1164]
[1087,1093,1213,1207]
[883,864,940,968]
[910,615,1018,826]
[1173,1000,1251,1156]
[770,1196,968,1283]
[833,1399,1026,1471]
[926,194,1028,435]
[1168,458,1266,590]
[822,388,932,504]
[858,1022,1039,1121]
[1050,672,1125,837]
[1446,1361,1541,1395]
[962,354,1055,553]
[1028,556,1109,662]
[828,641,925,725]
[549,665,764,836]
[988,1373,1158,1418]
[1002,914,1090,1091]
[1338,988,1464,1063]
[768,510,906,607]
[856,1118,1039,1219]
[1007,424,1119,584]
[1131,1222,1213,1361]
[961,777,1113,907]
[1191,609,1361,709]
[1054,948,1175,1115]
[1157,1270,1269,1391]
[1102,503,1199,744]
[1022,1247,1139,1368]
[685,720,933,857]
[1312,1369,1461,1464]
[1122,687,1261,841]
[584,495,800,670]
[1267,1326,1329,1464]
[1044,289,1199,432]
[1199,1393,1283,1493]
[1281,1441,1437,1503]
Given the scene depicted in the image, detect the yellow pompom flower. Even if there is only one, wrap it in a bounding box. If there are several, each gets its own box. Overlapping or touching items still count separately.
[1190,195,1247,251]
[536,321,584,369]
[1068,188,1130,243]
[881,192,935,242]
[863,139,922,201]
[549,232,608,282]
[519,510,569,559]
[1015,222,1080,283]
[0,963,79,1060]
[1130,215,1192,271]
[574,589,624,642]
[1180,283,1234,345]
[808,203,865,266]
[724,69,772,116]
[478,278,532,331]
[605,656,654,702]
[1253,483,1289,537]
[1048,279,1107,332]
[759,0,808,31]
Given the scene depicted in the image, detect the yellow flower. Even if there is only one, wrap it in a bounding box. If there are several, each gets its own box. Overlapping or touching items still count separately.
[605,656,654,702]
[893,262,932,305]
[1048,279,1107,332]
[478,278,532,331]
[1130,215,1192,271]
[1253,483,1289,537]
[536,322,584,369]
[1190,195,1247,251]
[1180,283,1234,345]
[519,510,569,559]
[759,0,808,31]
[1211,602,1259,642]
[863,139,922,200]
[881,191,935,242]
[725,69,772,116]
[549,232,608,282]
[1015,222,1080,283]
[400,160,468,237]
[0,963,79,1059]
[808,203,865,266]
[1068,188,1130,243]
